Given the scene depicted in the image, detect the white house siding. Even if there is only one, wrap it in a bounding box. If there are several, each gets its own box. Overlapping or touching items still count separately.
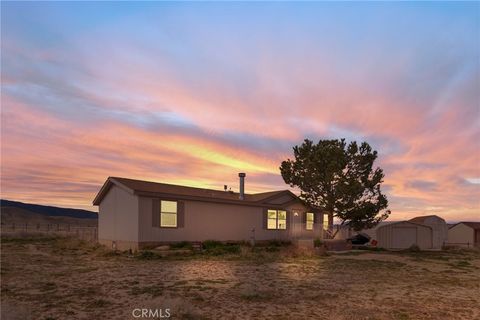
[448,223,475,248]
[98,185,139,251]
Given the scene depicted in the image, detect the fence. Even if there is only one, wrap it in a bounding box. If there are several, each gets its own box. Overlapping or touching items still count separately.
[1,223,98,242]
[443,242,476,249]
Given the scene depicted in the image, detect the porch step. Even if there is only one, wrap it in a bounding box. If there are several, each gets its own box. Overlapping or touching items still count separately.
[192,241,203,251]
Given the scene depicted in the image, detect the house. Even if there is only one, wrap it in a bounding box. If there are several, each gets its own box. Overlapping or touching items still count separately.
[448,222,480,248]
[93,174,330,251]
[373,215,447,250]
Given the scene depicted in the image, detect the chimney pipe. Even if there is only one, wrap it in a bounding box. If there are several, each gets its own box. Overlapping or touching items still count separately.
[238,173,246,200]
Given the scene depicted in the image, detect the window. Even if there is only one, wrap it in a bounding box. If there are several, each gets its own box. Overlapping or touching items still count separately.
[267,210,277,229]
[323,213,329,230]
[278,210,287,229]
[160,200,177,227]
[306,212,314,230]
[267,209,287,230]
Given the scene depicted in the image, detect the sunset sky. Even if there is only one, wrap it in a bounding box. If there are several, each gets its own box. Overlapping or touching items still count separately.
[1,2,479,221]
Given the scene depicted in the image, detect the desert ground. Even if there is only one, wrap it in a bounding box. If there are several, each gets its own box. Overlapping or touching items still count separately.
[1,237,479,320]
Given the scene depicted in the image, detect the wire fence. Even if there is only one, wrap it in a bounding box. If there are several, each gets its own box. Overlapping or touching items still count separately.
[1,223,98,242]
[443,242,476,248]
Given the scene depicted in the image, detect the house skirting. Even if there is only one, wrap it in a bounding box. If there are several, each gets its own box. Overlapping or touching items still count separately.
[98,239,139,251]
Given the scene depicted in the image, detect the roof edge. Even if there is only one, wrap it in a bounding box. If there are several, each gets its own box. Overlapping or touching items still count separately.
[92,177,135,205]
[377,220,433,230]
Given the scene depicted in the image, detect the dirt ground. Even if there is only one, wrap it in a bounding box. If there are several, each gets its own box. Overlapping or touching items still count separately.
[1,237,479,320]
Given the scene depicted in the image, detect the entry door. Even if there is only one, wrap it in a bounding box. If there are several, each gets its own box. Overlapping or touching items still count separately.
[290,209,303,239]
[392,227,417,249]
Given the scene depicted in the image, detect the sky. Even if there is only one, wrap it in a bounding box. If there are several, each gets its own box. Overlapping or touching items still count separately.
[1,2,479,222]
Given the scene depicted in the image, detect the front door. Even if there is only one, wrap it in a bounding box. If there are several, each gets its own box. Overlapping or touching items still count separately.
[290,209,303,239]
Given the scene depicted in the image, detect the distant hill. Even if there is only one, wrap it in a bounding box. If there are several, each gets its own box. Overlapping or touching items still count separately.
[1,206,97,227]
[0,199,98,220]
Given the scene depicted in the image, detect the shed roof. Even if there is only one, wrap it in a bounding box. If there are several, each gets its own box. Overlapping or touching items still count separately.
[450,222,480,230]
[376,220,432,230]
[409,215,445,224]
[93,177,310,209]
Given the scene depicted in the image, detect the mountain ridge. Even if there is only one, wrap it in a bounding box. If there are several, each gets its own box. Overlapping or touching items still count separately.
[0,199,98,220]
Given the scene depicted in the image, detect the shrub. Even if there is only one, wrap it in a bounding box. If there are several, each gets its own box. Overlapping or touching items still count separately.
[136,250,161,260]
[222,245,241,254]
[408,244,420,252]
[102,250,122,257]
[314,238,323,248]
[265,246,280,252]
[451,260,472,268]
[170,241,193,250]
[201,241,241,255]
[206,244,241,256]
[265,240,291,247]
[202,240,223,250]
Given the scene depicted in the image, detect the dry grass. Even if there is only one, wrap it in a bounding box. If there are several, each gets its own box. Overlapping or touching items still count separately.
[1,236,480,319]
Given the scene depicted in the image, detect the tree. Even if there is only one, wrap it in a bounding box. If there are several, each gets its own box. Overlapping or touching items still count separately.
[280,139,390,231]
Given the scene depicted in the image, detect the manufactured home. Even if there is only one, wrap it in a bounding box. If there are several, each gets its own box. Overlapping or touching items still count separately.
[93,174,330,251]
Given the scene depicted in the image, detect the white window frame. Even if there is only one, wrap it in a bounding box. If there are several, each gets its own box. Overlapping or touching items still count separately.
[160,200,177,228]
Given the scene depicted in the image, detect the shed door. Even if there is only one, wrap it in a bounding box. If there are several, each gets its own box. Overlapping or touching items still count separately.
[392,227,417,249]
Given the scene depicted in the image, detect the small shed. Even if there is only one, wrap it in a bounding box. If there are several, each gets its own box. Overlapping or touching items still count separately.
[448,222,480,248]
[409,215,448,249]
[376,221,432,250]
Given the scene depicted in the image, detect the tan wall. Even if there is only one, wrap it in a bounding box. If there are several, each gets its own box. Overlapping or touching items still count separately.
[377,222,432,250]
[448,224,475,247]
[98,185,139,248]
[138,197,312,243]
